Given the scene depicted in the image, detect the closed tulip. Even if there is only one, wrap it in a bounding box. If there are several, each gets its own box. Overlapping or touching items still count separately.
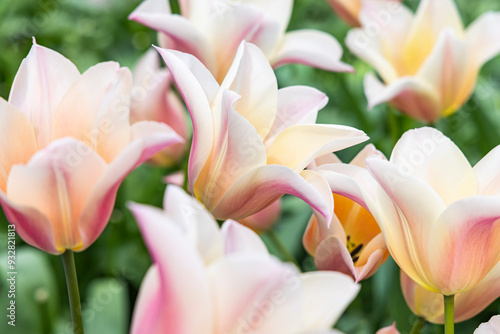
[326,0,401,27]
[130,49,189,166]
[129,185,360,334]
[347,0,500,122]
[303,144,389,282]
[0,41,182,254]
[156,41,368,222]
[130,0,353,82]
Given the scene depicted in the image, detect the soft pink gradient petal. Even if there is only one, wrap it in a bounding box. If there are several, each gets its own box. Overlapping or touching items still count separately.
[238,199,281,232]
[212,167,333,224]
[272,30,354,73]
[465,12,500,67]
[474,315,500,333]
[220,220,269,255]
[129,203,212,334]
[314,236,356,279]
[473,145,500,197]
[349,143,386,168]
[78,122,183,249]
[6,138,107,252]
[376,323,400,334]
[9,41,80,148]
[429,196,500,295]
[52,62,132,163]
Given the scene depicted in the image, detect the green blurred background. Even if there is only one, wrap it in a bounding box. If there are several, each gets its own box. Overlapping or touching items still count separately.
[0,0,499,333]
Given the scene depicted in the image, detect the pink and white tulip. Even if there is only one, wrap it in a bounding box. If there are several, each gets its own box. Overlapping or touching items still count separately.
[323,127,500,295]
[347,0,500,122]
[130,49,189,166]
[303,144,389,282]
[475,315,500,334]
[130,0,353,82]
[155,42,368,222]
[0,41,183,254]
[326,0,401,27]
[376,323,399,334]
[129,185,360,334]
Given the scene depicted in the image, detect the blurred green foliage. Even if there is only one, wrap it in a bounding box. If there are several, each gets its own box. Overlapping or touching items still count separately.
[0,0,499,333]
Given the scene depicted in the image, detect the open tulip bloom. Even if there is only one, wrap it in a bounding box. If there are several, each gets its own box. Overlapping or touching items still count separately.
[316,127,500,331]
[129,185,360,334]
[346,0,500,123]
[155,41,368,223]
[129,0,353,82]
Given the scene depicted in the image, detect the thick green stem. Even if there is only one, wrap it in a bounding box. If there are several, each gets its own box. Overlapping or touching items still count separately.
[444,294,455,334]
[410,317,426,334]
[62,251,84,334]
[267,230,300,268]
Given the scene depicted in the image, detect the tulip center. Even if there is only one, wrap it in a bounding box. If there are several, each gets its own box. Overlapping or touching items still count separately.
[346,235,363,263]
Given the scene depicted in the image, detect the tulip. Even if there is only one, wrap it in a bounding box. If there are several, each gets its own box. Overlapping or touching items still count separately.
[0,41,183,255]
[130,48,189,166]
[401,262,500,324]
[346,0,500,122]
[321,127,500,296]
[376,323,399,334]
[129,0,353,83]
[475,315,500,334]
[155,41,368,223]
[129,185,360,334]
[303,144,389,282]
[238,199,282,233]
[326,0,401,27]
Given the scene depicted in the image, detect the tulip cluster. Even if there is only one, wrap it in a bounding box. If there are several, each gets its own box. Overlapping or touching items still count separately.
[2,0,500,333]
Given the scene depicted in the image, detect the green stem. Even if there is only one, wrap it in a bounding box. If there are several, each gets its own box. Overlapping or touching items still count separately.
[444,294,455,334]
[410,317,426,334]
[267,230,300,268]
[62,251,84,334]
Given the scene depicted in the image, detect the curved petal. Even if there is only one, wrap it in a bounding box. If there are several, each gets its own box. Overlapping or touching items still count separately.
[390,127,476,205]
[267,124,368,173]
[212,167,333,224]
[78,122,183,249]
[238,199,281,232]
[314,236,356,279]
[327,0,361,26]
[9,41,80,148]
[244,0,293,35]
[465,12,500,67]
[52,62,133,163]
[429,196,500,295]
[272,30,353,73]
[376,323,400,334]
[0,99,38,192]
[129,202,212,334]
[364,73,441,123]
[220,220,268,255]
[475,315,500,334]
[265,86,327,148]
[474,144,500,197]
[6,138,107,252]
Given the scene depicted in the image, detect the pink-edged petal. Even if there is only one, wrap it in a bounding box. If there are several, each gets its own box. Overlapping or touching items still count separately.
[244,0,293,35]
[162,185,223,264]
[349,143,386,168]
[465,12,500,67]
[429,196,500,295]
[209,254,301,333]
[0,99,38,191]
[475,315,500,334]
[474,145,500,197]
[390,127,476,205]
[220,220,268,255]
[299,271,360,330]
[52,62,132,163]
[366,157,447,290]
[129,202,212,334]
[0,192,57,254]
[155,47,220,191]
[78,122,183,249]
[364,73,441,123]
[303,211,346,257]
[130,265,164,334]
[238,199,282,232]
[417,29,475,116]
[212,167,333,224]
[272,30,353,73]
[376,323,400,334]
[6,138,107,252]
[265,86,327,148]
[314,236,356,279]
[267,124,368,173]
[222,42,278,140]
[9,41,80,148]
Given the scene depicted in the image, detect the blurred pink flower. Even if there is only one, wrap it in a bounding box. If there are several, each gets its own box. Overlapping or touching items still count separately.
[155,41,368,222]
[130,49,189,166]
[326,0,401,27]
[347,0,500,122]
[376,323,399,334]
[303,144,389,282]
[129,185,360,334]
[0,41,182,254]
[238,199,282,232]
[130,0,353,82]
